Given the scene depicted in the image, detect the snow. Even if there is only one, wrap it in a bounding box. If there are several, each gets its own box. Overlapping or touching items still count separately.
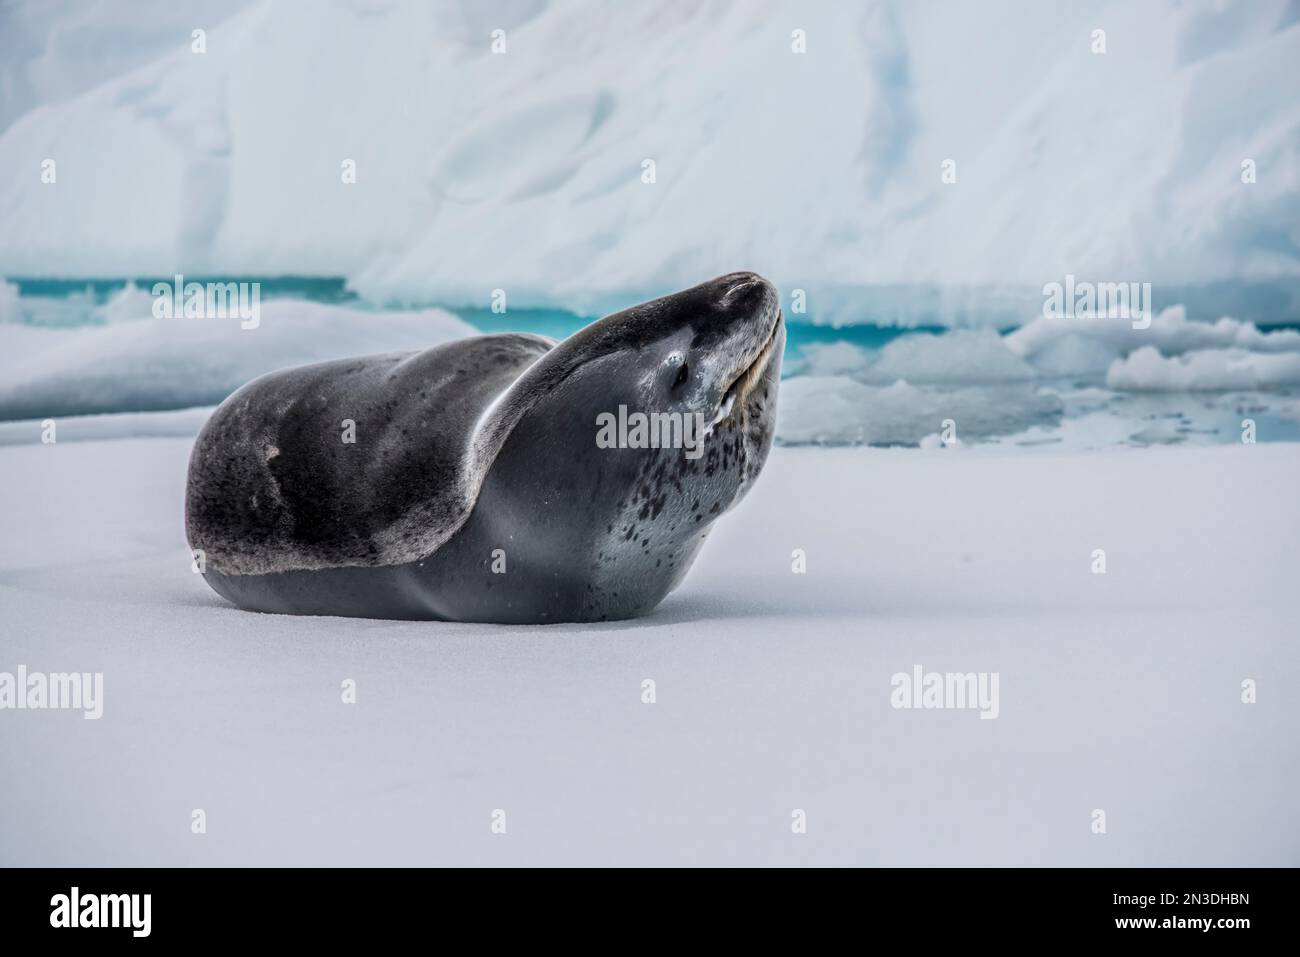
[0,301,474,420]
[0,0,251,132]
[1,0,1297,322]
[0,407,212,447]
[1,436,1295,865]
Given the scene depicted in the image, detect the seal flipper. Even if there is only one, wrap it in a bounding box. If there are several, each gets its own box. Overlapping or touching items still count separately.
[185,333,554,576]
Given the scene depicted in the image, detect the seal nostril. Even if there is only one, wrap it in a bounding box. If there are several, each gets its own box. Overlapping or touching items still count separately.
[720,280,759,308]
[673,362,690,390]
[717,272,771,310]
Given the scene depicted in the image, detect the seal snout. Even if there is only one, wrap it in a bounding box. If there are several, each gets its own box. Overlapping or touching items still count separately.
[709,271,781,396]
[716,271,775,310]
[712,271,780,341]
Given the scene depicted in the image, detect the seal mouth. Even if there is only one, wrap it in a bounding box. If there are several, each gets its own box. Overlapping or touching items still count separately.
[714,310,782,424]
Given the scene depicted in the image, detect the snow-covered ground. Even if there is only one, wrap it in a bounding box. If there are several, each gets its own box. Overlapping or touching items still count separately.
[1,437,1295,866]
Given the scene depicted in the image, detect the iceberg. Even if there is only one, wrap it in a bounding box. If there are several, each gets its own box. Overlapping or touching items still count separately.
[0,0,1295,324]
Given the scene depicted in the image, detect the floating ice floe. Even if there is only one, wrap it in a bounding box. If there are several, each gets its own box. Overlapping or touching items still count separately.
[1106,346,1300,391]
[775,377,1062,447]
[1007,306,1300,364]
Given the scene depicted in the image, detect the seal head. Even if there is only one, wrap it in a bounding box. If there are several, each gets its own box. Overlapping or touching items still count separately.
[459,270,784,619]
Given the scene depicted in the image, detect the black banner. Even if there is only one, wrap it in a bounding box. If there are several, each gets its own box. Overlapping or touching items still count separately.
[0,867,1281,943]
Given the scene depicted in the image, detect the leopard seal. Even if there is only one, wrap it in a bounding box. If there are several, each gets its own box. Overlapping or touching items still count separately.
[185,272,784,623]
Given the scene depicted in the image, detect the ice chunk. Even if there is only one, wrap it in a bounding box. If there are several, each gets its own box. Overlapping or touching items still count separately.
[866,329,1036,384]
[1007,306,1300,363]
[776,377,1062,446]
[788,341,875,379]
[95,281,156,324]
[1106,346,1300,391]
[0,278,20,323]
[0,301,474,420]
[1024,333,1122,377]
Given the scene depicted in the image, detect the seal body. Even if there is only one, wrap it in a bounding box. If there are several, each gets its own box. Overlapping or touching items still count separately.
[186,272,784,622]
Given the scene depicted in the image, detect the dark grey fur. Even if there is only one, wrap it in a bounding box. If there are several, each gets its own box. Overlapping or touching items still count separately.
[186,272,784,622]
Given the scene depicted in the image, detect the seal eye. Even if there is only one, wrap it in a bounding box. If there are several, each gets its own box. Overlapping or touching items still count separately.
[672,362,690,390]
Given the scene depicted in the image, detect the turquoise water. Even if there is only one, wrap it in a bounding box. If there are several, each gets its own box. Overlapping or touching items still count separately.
[10,275,357,305]
[5,276,1299,446]
[7,276,943,361]
[458,306,945,360]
